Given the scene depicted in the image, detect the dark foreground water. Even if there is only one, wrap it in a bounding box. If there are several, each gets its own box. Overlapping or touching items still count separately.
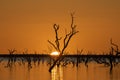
[0,61,120,80]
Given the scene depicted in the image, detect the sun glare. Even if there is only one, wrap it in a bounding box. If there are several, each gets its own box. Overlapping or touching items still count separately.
[51,51,60,56]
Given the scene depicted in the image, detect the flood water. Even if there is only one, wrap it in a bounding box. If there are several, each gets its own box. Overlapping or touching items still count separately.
[0,60,120,80]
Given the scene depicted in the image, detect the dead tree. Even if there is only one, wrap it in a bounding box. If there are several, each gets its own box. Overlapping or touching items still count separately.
[6,49,17,68]
[48,13,79,72]
[8,49,16,55]
[110,39,120,56]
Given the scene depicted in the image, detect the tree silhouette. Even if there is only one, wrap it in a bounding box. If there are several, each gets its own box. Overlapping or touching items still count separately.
[110,39,120,56]
[48,13,79,72]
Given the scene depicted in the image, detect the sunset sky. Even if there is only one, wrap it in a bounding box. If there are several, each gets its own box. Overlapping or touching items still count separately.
[0,0,120,53]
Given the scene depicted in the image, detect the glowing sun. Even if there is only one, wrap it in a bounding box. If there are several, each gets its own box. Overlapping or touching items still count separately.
[50,51,60,56]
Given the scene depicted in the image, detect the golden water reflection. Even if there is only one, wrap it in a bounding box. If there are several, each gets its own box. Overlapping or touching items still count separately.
[51,65,63,80]
[0,61,120,80]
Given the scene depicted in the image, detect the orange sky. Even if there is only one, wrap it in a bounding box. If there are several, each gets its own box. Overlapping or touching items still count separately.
[0,0,120,53]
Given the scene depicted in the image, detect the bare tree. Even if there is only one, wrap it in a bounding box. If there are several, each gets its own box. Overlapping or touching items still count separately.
[48,13,79,72]
[8,49,17,55]
[110,39,120,56]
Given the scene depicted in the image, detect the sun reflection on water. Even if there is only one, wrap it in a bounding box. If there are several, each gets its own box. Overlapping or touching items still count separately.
[51,65,63,80]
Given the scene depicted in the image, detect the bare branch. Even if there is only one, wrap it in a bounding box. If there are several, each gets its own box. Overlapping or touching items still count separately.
[70,12,75,28]
[8,49,16,54]
[110,39,119,52]
[48,40,58,50]
[63,32,71,47]
[77,49,83,55]
[47,24,62,52]
[62,13,79,53]
[22,49,28,54]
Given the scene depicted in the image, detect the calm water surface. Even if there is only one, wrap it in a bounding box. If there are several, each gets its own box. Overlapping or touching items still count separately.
[0,61,120,80]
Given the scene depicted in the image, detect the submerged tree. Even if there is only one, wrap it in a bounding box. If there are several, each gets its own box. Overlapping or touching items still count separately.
[48,13,79,72]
